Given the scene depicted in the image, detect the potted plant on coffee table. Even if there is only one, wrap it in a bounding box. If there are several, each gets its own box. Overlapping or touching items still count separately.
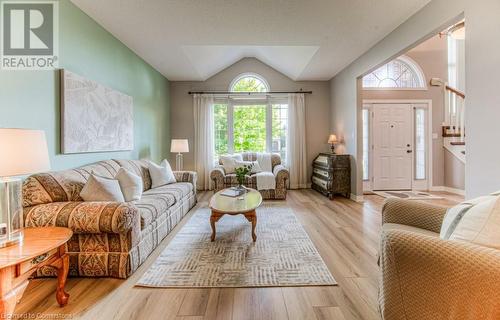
[234,164,252,191]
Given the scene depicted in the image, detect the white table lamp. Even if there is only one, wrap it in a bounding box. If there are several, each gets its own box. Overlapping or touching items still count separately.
[328,134,338,154]
[0,129,50,247]
[170,139,189,171]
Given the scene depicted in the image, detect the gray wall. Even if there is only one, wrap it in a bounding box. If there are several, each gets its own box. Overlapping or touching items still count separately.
[170,58,331,179]
[362,35,458,189]
[329,0,499,197]
[465,0,500,198]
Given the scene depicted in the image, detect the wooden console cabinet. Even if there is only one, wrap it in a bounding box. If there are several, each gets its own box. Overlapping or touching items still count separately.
[311,153,351,199]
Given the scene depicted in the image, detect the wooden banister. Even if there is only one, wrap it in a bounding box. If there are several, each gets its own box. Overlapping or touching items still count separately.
[445,85,465,99]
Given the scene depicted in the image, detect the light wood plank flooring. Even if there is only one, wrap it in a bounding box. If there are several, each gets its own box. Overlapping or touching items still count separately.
[15,190,462,320]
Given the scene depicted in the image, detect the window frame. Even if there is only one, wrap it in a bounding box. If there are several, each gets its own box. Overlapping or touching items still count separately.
[229,72,270,92]
[362,55,428,91]
[213,96,288,163]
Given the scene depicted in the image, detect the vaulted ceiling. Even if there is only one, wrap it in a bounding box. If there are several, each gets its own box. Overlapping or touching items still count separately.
[71,0,431,81]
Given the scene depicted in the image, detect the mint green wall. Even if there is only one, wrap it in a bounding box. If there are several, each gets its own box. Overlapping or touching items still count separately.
[0,0,170,171]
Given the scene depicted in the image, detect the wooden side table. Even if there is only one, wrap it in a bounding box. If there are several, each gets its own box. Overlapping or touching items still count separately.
[0,227,73,318]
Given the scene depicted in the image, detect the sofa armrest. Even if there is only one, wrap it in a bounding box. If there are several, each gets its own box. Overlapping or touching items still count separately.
[174,171,197,188]
[24,201,139,234]
[382,198,447,233]
[273,164,289,182]
[379,229,500,319]
[210,167,226,191]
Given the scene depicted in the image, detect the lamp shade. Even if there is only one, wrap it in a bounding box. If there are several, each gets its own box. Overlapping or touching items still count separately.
[328,134,338,144]
[0,128,50,177]
[170,139,189,153]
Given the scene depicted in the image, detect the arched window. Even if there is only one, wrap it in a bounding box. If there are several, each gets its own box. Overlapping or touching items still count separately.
[362,56,426,89]
[229,73,270,92]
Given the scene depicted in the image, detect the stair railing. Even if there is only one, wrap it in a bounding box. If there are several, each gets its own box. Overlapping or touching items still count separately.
[443,84,465,140]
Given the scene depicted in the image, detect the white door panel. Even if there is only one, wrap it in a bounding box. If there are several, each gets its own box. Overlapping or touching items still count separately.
[373,104,413,190]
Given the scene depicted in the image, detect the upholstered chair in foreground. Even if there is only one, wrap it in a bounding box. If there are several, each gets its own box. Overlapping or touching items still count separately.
[379,198,500,320]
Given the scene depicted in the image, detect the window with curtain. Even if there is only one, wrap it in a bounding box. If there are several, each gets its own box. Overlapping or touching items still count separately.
[213,74,288,163]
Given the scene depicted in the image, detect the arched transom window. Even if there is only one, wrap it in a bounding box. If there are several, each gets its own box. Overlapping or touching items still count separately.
[229,73,270,92]
[362,56,426,89]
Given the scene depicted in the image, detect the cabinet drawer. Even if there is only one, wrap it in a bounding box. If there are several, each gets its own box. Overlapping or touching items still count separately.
[19,248,58,274]
[313,167,331,179]
[312,176,329,190]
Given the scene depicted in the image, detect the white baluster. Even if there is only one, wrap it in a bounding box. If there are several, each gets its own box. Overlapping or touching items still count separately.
[456,96,461,137]
[460,97,466,141]
[451,93,457,133]
[444,86,450,126]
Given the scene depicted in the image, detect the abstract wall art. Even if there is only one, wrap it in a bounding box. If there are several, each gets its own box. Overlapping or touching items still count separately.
[61,69,134,154]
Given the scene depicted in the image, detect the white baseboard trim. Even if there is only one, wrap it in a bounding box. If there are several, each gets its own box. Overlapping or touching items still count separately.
[429,186,465,196]
[350,193,364,202]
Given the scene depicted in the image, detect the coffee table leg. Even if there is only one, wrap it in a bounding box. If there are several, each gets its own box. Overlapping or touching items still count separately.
[244,210,257,242]
[55,251,70,306]
[210,211,224,242]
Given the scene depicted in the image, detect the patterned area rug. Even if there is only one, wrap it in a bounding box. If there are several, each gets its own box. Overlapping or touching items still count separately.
[374,191,443,200]
[136,203,336,288]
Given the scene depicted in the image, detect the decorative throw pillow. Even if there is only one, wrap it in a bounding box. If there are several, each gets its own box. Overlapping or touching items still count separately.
[115,167,143,201]
[80,174,125,202]
[449,195,500,249]
[440,195,495,239]
[220,154,243,173]
[235,160,262,174]
[440,204,472,239]
[148,159,176,188]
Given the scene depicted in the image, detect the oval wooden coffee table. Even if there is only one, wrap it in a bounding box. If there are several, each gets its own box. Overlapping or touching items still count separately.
[0,227,72,318]
[209,188,262,242]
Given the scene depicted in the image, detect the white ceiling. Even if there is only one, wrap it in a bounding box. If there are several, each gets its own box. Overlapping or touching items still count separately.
[71,0,431,81]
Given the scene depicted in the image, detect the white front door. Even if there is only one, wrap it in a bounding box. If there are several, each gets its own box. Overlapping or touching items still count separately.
[373,104,413,190]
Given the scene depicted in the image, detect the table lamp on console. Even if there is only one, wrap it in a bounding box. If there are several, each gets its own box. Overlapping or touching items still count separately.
[171,139,189,171]
[0,128,50,247]
[328,134,339,154]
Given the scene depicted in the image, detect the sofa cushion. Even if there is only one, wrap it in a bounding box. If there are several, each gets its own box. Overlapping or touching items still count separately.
[23,160,121,206]
[382,223,439,238]
[135,190,176,228]
[134,182,194,228]
[449,195,500,249]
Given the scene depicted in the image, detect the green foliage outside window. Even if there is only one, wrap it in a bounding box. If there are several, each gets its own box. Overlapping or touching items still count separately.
[232,76,267,92]
[213,76,287,162]
[233,105,267,152]
[214,104,228,156]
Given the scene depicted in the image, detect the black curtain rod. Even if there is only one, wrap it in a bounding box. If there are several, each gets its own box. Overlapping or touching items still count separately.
[188,91,312,95]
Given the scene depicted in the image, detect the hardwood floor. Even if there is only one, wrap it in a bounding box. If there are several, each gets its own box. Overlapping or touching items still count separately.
[15,190,462,320]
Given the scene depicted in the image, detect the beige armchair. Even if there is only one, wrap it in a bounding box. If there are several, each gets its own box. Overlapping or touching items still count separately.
[210,152,289,200]
[379,199,500,320]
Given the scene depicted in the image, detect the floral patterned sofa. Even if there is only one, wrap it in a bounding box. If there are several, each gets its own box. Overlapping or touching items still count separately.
[22,159,197,279]
[210,152,289,199]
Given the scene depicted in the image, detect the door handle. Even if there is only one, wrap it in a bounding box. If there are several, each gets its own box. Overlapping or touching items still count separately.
[406,150,413,153]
